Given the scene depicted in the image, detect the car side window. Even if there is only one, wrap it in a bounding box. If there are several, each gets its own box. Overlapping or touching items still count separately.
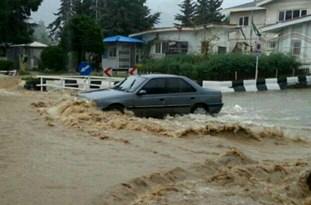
[166,78,196,93]
[142,78,166,94]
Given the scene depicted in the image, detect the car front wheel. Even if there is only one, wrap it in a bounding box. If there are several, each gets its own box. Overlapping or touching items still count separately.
[192,105,209,115]
[105,104,125,113]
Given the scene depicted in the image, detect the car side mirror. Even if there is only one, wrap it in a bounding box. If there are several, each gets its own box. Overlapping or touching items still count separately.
[137,89,147,96]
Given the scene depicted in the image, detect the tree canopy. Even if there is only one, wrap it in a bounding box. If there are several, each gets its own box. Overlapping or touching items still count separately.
[33,21,52,45]
[48,0,76,40]
[175,0,196,27]
[0,0,43,44]
[98,0,160,36]
[194,0,224,25]
[60,15,103,62]
[49,0,160,39]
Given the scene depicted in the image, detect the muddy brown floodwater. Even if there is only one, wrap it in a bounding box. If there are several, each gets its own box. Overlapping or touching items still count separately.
[1,76,311,205]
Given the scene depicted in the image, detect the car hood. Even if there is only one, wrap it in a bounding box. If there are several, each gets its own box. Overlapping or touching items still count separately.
[79,89,127,101]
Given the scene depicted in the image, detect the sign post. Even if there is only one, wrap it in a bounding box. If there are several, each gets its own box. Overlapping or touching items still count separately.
[255,40,261,81]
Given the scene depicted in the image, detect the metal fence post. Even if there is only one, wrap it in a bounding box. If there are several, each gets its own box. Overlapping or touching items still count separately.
[61,77,65,90]
[40,77,43,92]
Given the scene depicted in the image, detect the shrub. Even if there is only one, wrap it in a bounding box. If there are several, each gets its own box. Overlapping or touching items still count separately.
[22,76,45,91]
[142,53,300,81]
[0,60,14,71]
[40,46,67,72]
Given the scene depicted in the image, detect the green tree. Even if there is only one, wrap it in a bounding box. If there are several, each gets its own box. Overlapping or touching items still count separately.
[48,0,75,40]
[33,21,52,45]
[207,0,224,23]
[175,0,196,27]
[60,15,103,62]
[72,0,95,18]
[50,0,159,38]
[0,0,43,44]
[98,0,160,36]
[40,46,67,72]
[194,0,224,25]
[194,0,208,25]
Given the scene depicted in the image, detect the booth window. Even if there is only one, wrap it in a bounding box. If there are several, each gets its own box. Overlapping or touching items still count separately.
[109,47,117,57]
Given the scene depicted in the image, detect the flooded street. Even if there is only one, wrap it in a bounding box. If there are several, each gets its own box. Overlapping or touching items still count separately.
[1,81,311,205]
[221,89,311,137]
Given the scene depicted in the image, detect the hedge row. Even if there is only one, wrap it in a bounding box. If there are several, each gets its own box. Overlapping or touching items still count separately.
[140,53,301,81]
[0,60,14,71]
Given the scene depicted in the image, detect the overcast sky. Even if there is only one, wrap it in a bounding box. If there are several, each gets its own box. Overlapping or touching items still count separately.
[31,0,249,26]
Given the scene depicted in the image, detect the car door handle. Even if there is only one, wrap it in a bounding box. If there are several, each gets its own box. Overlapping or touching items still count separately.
[159,98,165,101]
[190,97,196,100]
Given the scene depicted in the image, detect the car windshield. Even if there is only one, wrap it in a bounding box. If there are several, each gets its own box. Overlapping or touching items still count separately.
[114,76,146,92]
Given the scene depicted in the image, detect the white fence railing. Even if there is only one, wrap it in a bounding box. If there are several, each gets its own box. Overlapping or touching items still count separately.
[37,75,124,92]
[0,70,17,76]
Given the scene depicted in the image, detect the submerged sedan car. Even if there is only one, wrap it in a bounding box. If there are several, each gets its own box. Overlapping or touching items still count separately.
[79,74,223,116]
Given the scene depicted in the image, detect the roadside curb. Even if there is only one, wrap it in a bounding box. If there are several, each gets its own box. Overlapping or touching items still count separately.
[203,76,311,93]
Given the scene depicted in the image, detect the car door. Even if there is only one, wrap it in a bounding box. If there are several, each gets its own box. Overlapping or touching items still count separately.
[133,78,168,116]
[164,78,197,114]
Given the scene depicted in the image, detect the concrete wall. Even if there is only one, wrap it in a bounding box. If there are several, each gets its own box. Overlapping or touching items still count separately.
[102,45,119,69]
[264,0,311,25]
[230,0,311,27]
[228,0,311,70]
[139,28,234,58]
[102,44,141,70]
[230,10,267,28]
[276,22,311,67]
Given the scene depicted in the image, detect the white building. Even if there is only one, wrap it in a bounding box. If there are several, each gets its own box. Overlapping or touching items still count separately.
[102,35,144,70]
[227,0,311,71]
[130,25,240,58]
[6,41,48,70]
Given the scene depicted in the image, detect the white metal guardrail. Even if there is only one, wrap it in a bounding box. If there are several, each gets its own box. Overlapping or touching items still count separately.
[37,75,124,92]
[0,70,17,76]
[203,75,311,93]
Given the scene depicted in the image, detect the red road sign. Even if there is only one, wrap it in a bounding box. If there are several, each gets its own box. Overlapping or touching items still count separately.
[129,67,138,76]
[103,67,113,77]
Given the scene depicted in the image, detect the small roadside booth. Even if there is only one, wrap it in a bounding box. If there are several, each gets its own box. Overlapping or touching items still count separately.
[7,41,48,70]
[102,35,144,71]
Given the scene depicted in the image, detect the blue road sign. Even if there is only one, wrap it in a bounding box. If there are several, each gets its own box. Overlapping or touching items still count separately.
[79,62,92,76]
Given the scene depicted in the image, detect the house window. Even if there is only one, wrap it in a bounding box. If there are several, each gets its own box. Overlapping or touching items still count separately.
[108,47,117,57]
[292,40,301,56]
[286,10,293,20]
[279,9,308,22]
[239,16,249,26]
[162,42,168,54]
[293,10,300,18]
[279,11,285,21]
[166,41,188,55]
[269,41,277,49]
[218,46,227,54]
[155,42,161,54]
[301,10,307,17]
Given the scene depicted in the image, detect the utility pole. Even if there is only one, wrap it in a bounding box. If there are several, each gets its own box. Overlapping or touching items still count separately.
[95,0,98,22]
[255,53,259,80]
[255,37,261,80]
[253,0,259,80]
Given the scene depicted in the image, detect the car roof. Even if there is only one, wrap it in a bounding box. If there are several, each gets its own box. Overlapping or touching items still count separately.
[139,74,185,79]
